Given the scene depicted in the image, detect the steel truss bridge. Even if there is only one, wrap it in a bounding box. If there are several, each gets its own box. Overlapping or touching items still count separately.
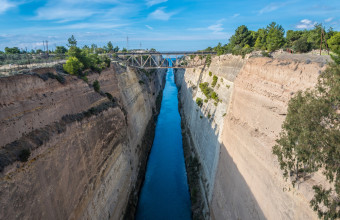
[113,51,216,69]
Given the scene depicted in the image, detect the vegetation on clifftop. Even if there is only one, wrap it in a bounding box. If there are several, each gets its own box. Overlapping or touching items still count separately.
[204,22,339,57]
[273,50,340,219]
[63,36,111,75]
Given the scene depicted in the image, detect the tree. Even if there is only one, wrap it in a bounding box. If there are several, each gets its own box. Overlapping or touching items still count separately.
[229,25,253,49]
[5,47,20,54]
[63,57,83,75]
[328,32,340,52]
[325,27,336,41]
[121,48,128,52]
[293,37,311,53]
[67,35,77,47]
[254,29,268,50]
[103,46,108,53]
[273,50,340,219]
[95,47,105,54]
[266,22,285,52]
[107,41,113,52]
[36,49,43,54]
[67,46,82,59]
[91,44,97,53]
[286,30,304,47]
[113,46,119,53]
[307,23,325,49]
[55,46,67,54]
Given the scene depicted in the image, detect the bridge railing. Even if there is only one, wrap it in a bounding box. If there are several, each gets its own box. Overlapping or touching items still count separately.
[113,51,216,69]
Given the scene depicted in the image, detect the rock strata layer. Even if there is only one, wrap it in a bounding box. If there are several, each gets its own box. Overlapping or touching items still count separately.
[0,64,166,220]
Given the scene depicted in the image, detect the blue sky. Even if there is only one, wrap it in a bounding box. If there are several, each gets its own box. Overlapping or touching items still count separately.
[0,0,339,51]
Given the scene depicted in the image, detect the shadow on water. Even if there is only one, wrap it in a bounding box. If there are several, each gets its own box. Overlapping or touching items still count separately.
[175,70,266,220]
[135,65,192,219]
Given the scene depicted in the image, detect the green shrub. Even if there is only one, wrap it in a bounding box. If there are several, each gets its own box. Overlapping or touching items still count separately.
[81,76,88,83]
[226,84,230,89]
[55,75,66,84]
[105,92,114,101]
[199,82,213,99]
[102,56,111,67]
[328,32,340,52]
[93,80,100,92]
[206,55,212,67]
[204,99,208,103]
[261,51,271,57]
[196,98,203,107]
[293,37,311,53]
[19,149,31,162]
[211,92,219,102]
[63,57,84,75]
[211,75,218,87]
[209,71,212,76]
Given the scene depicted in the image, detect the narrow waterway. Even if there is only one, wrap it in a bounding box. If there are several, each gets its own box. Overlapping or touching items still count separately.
[135,66,192,220]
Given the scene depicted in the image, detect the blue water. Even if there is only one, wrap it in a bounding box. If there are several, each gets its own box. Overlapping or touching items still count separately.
[135,67,192,220]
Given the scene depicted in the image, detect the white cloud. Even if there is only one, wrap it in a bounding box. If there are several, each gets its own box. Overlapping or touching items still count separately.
[208,24,223,33]
[145,0,167,7]
[259,2,288,14]
[145,25,153,30]
[325,17,333,23]
[34,0,139,22]
[188,19,226,36]
[36,7,96,21]
[148,7,176,21]
[232,13,240,18]
[296,19,317,29]
[0,0,16,14]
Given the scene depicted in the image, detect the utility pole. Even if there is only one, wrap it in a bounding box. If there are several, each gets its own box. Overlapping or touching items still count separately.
[126,36,129,51]
[320,26,329,55]
[46,40,49,56]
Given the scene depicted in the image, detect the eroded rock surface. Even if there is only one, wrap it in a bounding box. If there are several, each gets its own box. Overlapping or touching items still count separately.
[175,54,328,220]
[0,64,166,220]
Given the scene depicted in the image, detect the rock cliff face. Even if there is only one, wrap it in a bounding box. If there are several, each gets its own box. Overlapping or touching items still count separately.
[175,54,329,220]
[0,63,166,219]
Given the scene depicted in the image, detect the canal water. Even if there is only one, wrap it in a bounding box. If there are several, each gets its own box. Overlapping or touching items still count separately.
[135,66,192,219]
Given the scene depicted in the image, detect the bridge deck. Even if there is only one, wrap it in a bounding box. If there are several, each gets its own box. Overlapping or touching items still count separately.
[115,51,216,55]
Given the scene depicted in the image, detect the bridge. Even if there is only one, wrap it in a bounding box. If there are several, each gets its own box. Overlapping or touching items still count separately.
[113,51,216,69]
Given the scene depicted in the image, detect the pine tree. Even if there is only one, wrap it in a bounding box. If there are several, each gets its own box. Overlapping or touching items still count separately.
[266,22,285,52]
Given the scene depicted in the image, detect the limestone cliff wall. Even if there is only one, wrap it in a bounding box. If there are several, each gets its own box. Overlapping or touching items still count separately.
[0,64,166,219]
[175,54,329,220]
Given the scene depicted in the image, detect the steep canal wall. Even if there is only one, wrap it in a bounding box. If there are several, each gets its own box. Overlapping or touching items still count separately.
[175,54,329,220]
[0,63,166,219]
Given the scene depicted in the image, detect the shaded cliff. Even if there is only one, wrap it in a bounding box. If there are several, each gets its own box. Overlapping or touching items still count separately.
[0,63,166,219]
[175,54,330,220]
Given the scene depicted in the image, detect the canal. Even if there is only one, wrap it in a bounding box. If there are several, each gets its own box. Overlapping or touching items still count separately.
[135,66,192,219]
